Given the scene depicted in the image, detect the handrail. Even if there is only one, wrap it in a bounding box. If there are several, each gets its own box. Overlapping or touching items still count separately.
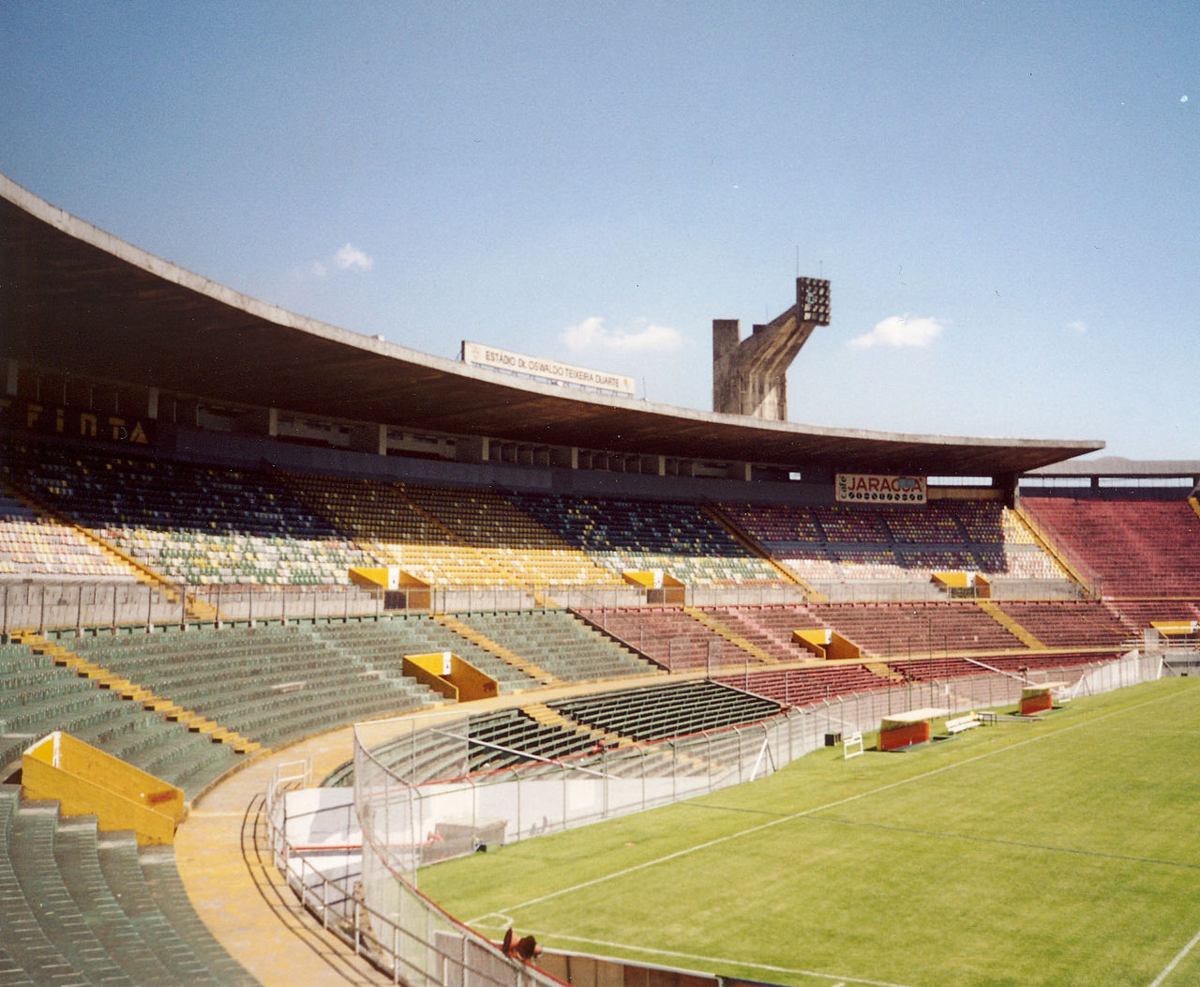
[1012,505,1104,598]
[265,759,569,987]
[264,651,1160,987]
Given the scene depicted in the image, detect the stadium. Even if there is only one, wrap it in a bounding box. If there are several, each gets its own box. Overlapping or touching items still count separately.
[3,170,1200,987]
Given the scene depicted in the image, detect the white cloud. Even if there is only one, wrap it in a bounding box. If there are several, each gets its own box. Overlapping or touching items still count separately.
[1067,320,1087,334]
[293,243,374,281]
[561,317,683,352]
[334,243,374,271]
[849,315,945,349]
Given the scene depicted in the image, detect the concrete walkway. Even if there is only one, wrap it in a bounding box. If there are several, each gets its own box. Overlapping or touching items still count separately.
[173,673,684,985]
[175,725,388,986]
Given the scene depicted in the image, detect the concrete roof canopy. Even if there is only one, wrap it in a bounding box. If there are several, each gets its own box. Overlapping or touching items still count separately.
[0,173,1103,477]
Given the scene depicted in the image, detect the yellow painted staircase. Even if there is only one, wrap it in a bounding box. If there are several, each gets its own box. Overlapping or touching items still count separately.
[683,607,777,664]
[1,481,221,623]
[432,614,564,687]
[976,600,1047,650]
[703,504,824,601]
[1011,506,1096,597]
[522,701,632,748]
[864,661,908,686]
[13,632,260,754]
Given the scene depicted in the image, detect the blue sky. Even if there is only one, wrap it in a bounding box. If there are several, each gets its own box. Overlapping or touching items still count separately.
[2,1,1196,460]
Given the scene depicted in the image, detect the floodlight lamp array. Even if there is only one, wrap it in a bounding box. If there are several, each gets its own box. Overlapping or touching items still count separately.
[798,277,831,325]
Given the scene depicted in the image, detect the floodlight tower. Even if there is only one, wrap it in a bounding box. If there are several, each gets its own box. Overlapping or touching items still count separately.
[712,276,830,420]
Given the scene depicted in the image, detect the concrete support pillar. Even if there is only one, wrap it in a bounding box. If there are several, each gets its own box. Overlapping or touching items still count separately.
[712,277,830,421]
[457,436,490,464]
[349,423,387,455]
[234,407,277,437]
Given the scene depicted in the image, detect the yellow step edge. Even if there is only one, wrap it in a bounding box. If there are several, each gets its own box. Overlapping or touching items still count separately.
[232,740,262,754]
[434,614,564,687]
[683,607,777,664]
[976,599,1047,650]
[523,702,631,749]
[20,633,251,748]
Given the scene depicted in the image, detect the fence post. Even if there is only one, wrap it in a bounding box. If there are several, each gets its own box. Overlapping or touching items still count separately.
[638,744,648,816]
[561,761,568,832]
[706,732,713,791]
[733,727,742,785]
[670,740,678,803]
[39,584,46,634]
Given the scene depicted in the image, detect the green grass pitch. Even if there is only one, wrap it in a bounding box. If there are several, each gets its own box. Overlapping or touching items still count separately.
[417,676,1200,987]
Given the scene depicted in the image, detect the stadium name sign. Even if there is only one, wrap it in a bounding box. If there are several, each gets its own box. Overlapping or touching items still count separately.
[462,341,636,396]
[2,398,154,446]
[836,473,927,504]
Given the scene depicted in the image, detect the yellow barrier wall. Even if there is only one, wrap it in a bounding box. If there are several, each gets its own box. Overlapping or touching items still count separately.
[1152,621,1199,636]
[932,571,991,598]
[403,652,498,703]
[622,570,686,604]
[349,566,430,590]
[793,628,861,661]
[22,732,185,846]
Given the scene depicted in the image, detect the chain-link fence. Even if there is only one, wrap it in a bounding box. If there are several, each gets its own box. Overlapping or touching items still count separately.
[266,759,563,987]
[291,650,1161,985]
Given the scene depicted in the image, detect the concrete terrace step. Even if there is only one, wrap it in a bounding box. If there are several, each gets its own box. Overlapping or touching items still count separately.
[433,613,562,687]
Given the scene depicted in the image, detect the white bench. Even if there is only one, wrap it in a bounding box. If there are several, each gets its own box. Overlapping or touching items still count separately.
[843,731,864,760]
[945,713,982,735]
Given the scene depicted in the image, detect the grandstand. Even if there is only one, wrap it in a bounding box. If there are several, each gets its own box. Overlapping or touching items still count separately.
[3,171,1200,985]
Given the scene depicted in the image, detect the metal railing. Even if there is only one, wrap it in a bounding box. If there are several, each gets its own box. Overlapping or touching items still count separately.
[0,580,385,639]
[259,650,1163,986]
[1013,507,1104,598]
[265,759,565,987]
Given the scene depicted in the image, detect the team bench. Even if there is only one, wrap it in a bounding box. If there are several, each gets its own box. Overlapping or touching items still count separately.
[945,713,982,735]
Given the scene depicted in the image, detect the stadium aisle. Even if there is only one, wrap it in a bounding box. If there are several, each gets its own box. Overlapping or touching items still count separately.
[175,726,387,986]
[173,672,678,985]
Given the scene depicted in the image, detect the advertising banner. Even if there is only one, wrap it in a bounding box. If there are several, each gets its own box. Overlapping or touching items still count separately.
[835,473,927,504]
[462,341,636,395]
[2,397,154,446]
